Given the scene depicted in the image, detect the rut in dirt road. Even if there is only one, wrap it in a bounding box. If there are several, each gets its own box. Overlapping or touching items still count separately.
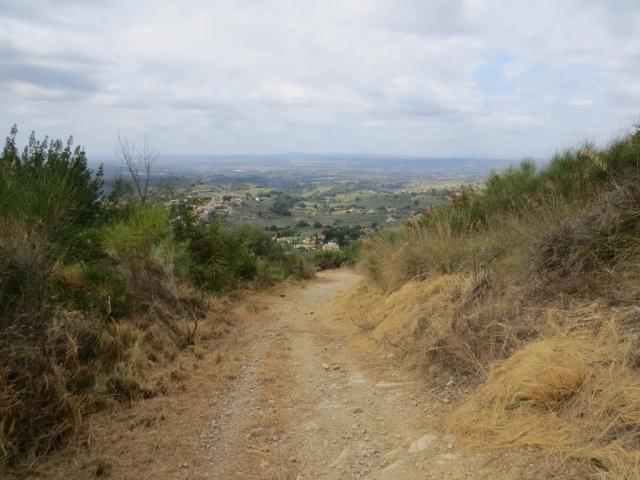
[203,270,490,479]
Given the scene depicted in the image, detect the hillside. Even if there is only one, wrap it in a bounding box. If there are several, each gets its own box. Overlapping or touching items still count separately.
[338,126,640,478]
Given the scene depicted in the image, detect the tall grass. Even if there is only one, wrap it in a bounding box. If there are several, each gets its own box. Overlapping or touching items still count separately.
[349,126,640,477]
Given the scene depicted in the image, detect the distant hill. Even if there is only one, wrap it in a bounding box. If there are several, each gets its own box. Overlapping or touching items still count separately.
[92,153,515,178]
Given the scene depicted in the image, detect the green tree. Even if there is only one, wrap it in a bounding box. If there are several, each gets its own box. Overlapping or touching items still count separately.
[270,195,293,216]
[0,125,104,234]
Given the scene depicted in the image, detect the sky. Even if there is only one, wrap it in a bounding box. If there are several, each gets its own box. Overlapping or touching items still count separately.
[0,0,639,159]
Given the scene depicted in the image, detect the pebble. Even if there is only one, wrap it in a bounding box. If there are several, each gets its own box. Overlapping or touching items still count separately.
[408,433,438,453]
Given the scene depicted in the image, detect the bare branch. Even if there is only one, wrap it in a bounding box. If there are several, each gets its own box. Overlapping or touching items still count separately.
[116,133,154,204]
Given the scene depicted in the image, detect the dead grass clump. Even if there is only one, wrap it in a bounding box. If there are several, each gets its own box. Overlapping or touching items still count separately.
[451,316,640,478]
[141,324,179,364]
[105,363,155,403]
[0,345,82,467]
[97,322,142,366]
[47,311,102,369]
[0,220,52,329]
[463,336,587,410]
[534,178,640,280]
[336,272,537,376]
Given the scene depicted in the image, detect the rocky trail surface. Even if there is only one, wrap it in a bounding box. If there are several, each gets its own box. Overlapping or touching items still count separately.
[37,270,523,479]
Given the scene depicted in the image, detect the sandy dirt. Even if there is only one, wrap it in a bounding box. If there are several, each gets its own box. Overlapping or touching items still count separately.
[28,270,528,479]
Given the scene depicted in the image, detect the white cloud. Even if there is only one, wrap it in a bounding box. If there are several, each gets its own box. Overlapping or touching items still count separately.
[0,0,638,158]
[568,98,595,108]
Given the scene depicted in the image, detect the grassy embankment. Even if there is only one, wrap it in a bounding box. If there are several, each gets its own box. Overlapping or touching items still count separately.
[0,127,316,470]
[338,126,640,478]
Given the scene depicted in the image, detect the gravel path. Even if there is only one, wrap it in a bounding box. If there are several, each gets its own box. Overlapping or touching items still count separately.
[204,270,488,479]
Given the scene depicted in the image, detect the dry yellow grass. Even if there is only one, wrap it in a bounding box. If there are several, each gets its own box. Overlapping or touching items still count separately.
[451,312,640,479]
[334,272,534,375]
[334,275,468,344]
[341,269,640,477]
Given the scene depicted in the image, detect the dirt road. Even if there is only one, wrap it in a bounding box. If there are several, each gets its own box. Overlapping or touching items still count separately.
[40,270,521,479]
[203,270,489,479]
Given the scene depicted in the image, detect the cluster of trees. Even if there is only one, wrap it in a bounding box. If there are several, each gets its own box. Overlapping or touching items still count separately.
[322,224,364,246]
[269,194,295,216]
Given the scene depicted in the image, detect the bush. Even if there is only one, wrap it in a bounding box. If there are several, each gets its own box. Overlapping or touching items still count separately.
[178,221,312,292]
[0,126,103,239]
[103,206,170,259]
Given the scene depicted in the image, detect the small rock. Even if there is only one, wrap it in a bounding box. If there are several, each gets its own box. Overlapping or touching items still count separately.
[441,398,450,404]
[259,459,269,469]
[180,462,189,468]
[332,364,341,371]
[436,453,460,464]
[322,363,330,370]
[447,441,454,449]
[408,433,438,453]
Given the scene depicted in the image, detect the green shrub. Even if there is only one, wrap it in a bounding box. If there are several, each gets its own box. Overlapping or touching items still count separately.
[280,252,314,280]
[0,126,103,239]
[53,263,133,317]
[103,206,170,259]
[180,222,311,292]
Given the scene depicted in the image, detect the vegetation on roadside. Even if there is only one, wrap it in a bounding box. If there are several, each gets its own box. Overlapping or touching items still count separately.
[306,242,361,270]
[0,126,314,470]
[342,125,640,478]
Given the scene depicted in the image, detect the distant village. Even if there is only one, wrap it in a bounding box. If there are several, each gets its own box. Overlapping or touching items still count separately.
[170,193,344,251]
[164,182,458,253]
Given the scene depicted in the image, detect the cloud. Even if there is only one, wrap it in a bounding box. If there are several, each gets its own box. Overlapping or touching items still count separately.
[0,0,638,158]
